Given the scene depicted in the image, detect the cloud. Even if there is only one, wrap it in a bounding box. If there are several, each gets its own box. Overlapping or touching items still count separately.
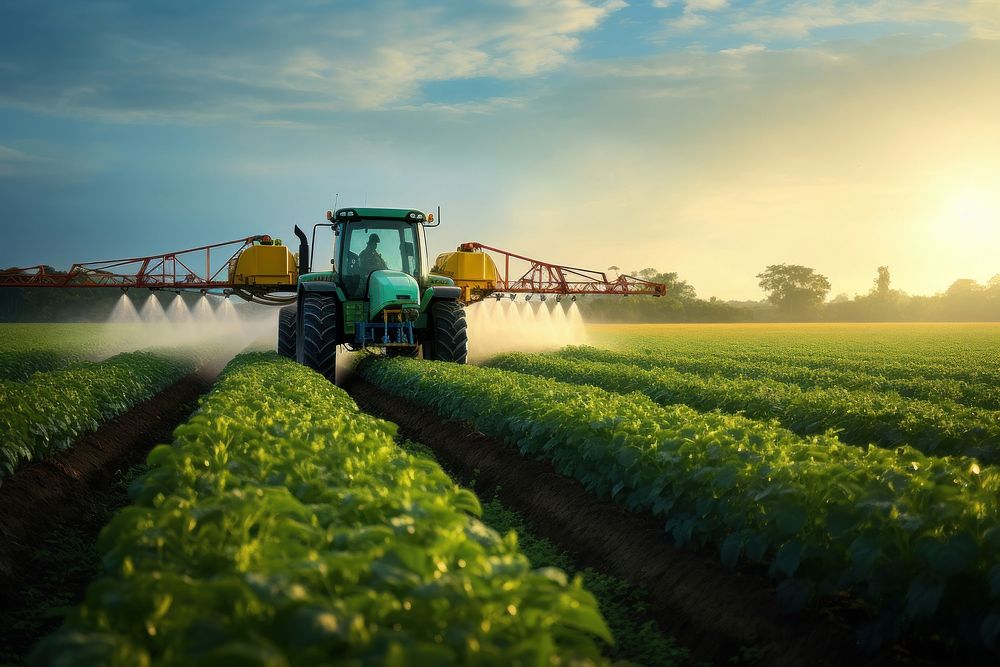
[686,0,728,11]
[0,145,45,177]
[719,43,767,55]
[661,1,1000,41]
[0,0,625,122]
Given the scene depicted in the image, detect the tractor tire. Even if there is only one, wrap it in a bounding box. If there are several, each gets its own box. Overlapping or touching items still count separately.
[277,305,296,358]
[426,300,468,364]
[297,292,338,382]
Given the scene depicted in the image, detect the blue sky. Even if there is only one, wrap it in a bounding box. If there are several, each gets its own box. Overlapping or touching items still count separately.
[1,1,998,299]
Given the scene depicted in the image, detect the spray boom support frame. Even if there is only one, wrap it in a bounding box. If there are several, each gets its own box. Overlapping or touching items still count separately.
[457,242,667,298]
[0,237,267,290]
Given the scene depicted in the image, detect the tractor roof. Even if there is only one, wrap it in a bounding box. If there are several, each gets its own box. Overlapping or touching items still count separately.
[334,207,426,222]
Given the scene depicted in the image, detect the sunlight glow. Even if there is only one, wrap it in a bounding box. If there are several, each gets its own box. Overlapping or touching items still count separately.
[935,185,1000,246]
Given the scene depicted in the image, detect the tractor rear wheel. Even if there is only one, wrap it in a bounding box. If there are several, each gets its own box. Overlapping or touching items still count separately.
[297,292,338,382]
[426,301,468,364]
[277,305,296,358]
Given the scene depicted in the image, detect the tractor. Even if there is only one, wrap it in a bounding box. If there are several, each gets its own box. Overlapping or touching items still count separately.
[278,207,467,381]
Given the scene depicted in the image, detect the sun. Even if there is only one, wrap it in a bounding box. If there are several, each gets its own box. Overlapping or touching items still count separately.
[937,187,1000,245]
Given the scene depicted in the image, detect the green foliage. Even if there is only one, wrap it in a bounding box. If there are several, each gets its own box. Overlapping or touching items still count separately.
[33,353,611,666]
[555,344,1000,411]
[757,264,832,314]
[0,324,150,380]
[500,348,1000,462]
[0,352,193,480]
[361,356,1000,647]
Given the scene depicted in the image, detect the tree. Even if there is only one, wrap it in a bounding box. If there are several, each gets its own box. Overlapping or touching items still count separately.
[945,278,982,297]
[756,264,831,315]
[873,266,891,298]
[830,292,850,304]
[630,268,697,300]
[636,268,658,281]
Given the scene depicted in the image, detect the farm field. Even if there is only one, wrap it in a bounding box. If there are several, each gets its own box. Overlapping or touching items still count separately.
[2,322,999,666]
[357,323,1000,661]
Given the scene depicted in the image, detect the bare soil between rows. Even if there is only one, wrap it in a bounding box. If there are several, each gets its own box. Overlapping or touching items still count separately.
[345,378,940,667]
[0,372,211,661]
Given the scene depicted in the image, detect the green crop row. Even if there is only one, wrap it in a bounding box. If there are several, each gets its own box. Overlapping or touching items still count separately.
[587,324,1000,386]
[556,346,1000,411]
[32,353,610,666]
[0,352,194,480]
[0,324,162,381]
[360,357,1000,650]
[0,349,82,381]
[489,352,1000,464]
[682,349,1000,390]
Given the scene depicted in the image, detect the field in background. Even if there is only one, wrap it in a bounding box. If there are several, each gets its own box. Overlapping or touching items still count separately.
[585,321,1000,355]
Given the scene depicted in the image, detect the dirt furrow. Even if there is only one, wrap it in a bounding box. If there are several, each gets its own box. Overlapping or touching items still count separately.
[345,377,929,667]
[0,372,212,663]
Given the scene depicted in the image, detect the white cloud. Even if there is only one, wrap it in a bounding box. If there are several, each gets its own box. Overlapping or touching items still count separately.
[686,0,728,11]
[664,1,1000,40]
[0,145,45,178]
[0,1,626,120]
[665,0,729,31]
[720,43,767,55]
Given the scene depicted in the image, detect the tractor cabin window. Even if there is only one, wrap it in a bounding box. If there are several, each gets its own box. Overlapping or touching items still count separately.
[341,220,419,296]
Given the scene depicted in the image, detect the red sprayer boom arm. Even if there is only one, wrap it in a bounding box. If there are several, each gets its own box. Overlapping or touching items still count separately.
[457,242,667,297]
[0,236,269,290]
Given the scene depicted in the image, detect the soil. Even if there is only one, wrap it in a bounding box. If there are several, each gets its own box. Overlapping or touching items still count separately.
[0,372,212,663]
[345,378,938,667]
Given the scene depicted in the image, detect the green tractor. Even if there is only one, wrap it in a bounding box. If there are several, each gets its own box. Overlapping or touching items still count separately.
[278,207,467,381]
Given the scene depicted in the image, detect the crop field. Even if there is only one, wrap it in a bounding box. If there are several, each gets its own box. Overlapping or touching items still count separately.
[2,322,999,666]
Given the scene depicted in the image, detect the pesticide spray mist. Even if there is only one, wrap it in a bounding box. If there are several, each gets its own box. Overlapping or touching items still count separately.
[465,297,587,362]
[102,290,586,378]
[105,292,279,375]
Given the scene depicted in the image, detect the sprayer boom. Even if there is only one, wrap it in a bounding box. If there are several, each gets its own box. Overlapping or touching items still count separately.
[434,242,668,302]
[0,235,294,297]
[0,225,668,305]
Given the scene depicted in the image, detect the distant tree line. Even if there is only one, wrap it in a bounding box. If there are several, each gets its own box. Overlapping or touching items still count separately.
[576,265,1000,323]
[0,266,125,322]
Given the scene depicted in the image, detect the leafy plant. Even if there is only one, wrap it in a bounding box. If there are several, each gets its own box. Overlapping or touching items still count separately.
[0,352,194,480]
[32,353,611,665]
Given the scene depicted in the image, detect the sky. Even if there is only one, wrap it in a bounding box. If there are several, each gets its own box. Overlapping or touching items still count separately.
[0,0,998,301]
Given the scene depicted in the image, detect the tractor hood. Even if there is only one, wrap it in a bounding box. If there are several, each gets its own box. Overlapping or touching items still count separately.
[367,270,420,319]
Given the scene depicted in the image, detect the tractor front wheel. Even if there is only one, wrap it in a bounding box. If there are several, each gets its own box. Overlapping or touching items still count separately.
[277,304,296,358]
[425,301,468,364]
[297,292,338,382]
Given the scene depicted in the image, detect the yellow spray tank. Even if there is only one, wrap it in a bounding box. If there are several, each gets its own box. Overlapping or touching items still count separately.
[432,244,500,302]
[228,236,298,286]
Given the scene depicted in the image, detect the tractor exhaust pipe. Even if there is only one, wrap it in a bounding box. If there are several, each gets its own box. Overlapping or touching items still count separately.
[294,225,310,275]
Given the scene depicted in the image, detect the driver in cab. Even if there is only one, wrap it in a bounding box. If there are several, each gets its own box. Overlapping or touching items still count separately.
[359,233,388,275]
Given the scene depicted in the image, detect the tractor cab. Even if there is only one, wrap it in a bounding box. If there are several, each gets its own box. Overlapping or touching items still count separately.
[331,208,430,296]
